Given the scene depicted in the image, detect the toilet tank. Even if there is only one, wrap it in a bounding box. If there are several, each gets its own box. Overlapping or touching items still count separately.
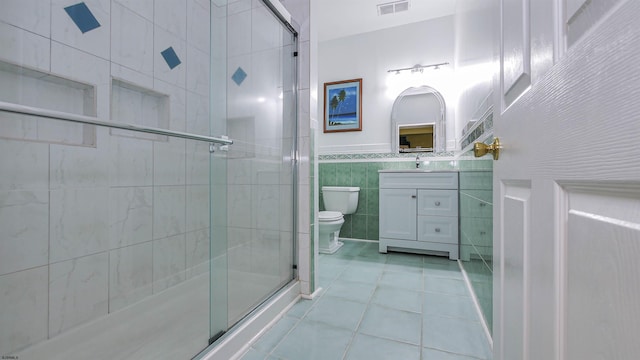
[321,186,360,214]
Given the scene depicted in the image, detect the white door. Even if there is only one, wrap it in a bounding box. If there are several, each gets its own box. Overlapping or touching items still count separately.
[493,1,640,360]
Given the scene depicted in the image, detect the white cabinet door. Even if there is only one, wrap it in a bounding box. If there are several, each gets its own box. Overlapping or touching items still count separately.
[379,188,416,241]
[493,1,640,359]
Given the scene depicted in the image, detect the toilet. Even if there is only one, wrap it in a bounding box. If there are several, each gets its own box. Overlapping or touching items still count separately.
[318,186,360,254]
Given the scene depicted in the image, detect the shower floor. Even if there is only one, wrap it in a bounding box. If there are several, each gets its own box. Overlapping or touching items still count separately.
[16,271,210,360]
[238,240,493,360]
[14,269,289,360]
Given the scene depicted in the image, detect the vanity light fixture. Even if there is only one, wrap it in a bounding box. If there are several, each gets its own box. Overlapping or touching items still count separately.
[387,62,449,74]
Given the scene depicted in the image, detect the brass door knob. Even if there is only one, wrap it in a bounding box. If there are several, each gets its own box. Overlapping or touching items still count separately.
[474,138,502,160]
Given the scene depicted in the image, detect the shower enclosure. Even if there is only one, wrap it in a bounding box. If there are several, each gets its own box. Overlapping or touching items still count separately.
[0,1,298,359]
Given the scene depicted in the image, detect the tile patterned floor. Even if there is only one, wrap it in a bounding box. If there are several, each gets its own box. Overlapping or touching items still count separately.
[238,240,492,360]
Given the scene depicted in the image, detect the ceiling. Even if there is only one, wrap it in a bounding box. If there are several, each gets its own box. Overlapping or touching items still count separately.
[317,0,457,42]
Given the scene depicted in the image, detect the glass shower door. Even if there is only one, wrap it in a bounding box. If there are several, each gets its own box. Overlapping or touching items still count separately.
[209,0,298,342]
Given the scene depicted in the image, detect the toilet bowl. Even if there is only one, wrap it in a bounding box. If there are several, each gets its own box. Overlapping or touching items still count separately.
[318,211,345,254]
[318,186,360,254]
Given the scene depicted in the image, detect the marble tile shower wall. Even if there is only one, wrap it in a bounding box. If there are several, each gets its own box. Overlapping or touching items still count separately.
[0,0,213,355]
[318,159,493,241]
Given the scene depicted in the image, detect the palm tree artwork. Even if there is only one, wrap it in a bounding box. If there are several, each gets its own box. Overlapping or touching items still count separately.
[327,87,357,126]
[324,78,362,133]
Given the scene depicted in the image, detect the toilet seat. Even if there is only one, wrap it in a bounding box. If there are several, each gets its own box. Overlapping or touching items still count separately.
[319,211,343,222]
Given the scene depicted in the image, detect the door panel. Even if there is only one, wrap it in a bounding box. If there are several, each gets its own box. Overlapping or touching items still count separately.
[502,0,531,106]
[501,184,530,360]
[494,1,640,359]
[563,184,640,359]
[566,0,624,48]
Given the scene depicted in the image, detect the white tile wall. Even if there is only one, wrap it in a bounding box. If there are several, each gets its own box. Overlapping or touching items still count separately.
[50,188,110,263]
[109,242,153,312]
[187,0,211,52]
[186,91,210,135]
[51,0,111,59]
[227,158,253,185]
[186,185,210,232]
[108,136,154,187]
[0,22,50,71]
[254,184,281,231]
[251,229,280,276]
[227,0,253,16]
[227,185,253,228]
[252,5,282,52]
[0,0,51,38]
[49,133,111,189]
[49,253,109,337]
[186,47,211,96]
[111,2,154,75]
[114,0,154,21]
[0,139,49,191]
[279,184,294,231]
[228,241,252,272]
[108,187,153,249]
[0,266,48,354]
[153,138,186,186]
[186,228,210,278]
[0,190,49,275]
[186,141,210,185]
[153,79,186,132]
[152,186,186,239]
[152,234,186,293]
[154,0,187,40]
[228,227,253,249]
[227,10,252,57]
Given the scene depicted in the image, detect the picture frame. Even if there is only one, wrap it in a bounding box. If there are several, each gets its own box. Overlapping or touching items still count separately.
[323,78,362,133]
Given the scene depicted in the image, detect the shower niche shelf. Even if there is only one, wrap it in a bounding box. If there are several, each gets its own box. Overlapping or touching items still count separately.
[110,79,170,141]
[0,61,96,147]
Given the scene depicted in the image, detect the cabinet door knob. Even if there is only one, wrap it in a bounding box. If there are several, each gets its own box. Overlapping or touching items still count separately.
[435,201,441,206]
[411,195,417,198]
[480,231,486,235]
[435,228,441,233]
[479,203,486,207]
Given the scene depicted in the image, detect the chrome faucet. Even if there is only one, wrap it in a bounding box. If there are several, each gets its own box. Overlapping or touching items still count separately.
[416,154,420,168]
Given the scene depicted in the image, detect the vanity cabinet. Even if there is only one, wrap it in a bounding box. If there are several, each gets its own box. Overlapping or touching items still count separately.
[379,171,459,259]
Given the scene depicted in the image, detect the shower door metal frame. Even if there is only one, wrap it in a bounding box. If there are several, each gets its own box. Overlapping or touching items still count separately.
[260,0,300,282]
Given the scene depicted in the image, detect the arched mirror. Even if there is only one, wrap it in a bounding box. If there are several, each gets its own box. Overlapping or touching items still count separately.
[390,86,446,153]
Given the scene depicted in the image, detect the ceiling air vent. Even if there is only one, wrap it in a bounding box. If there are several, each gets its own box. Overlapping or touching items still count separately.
[377,0,410,16]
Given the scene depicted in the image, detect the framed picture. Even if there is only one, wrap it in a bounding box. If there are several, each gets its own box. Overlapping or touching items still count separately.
[323,78,362,133]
